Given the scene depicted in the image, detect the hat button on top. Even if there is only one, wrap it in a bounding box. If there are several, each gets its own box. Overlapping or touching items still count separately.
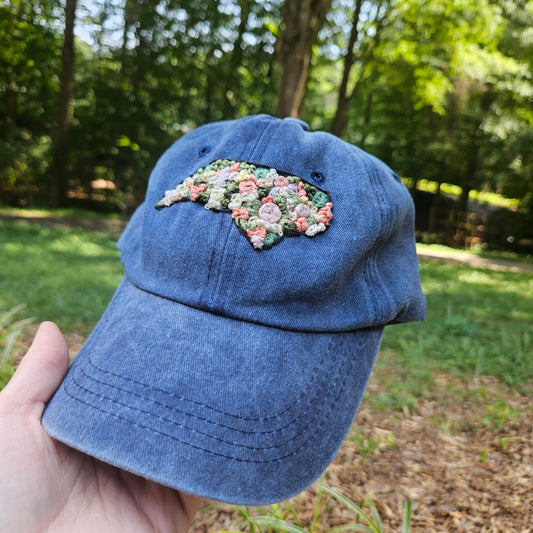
[283,117,310,131]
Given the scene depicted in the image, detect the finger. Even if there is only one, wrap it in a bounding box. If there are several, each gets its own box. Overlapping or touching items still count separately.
[0,322,69,414]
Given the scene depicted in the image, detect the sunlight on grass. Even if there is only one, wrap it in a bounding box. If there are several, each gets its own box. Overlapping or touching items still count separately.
[381,261,533,393]
[0,222,123,333]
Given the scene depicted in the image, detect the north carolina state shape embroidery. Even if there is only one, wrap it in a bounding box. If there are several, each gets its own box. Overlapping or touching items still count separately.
[155,159,333,250]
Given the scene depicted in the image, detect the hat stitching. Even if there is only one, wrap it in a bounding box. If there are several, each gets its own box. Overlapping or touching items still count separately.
[83,333,336,424]
[363,155,395,323]
[73,363,340,450]
[154,159,333,250]
[64,351,351,463]
[207,204,236,308]
[355,153,387,323]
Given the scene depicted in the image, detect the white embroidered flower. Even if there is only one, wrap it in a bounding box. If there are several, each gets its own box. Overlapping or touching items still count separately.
[256,218,283,236]
[240,190,259,203]
[228,194,243,210]
[205,186,226,210]
[305,223,326,236]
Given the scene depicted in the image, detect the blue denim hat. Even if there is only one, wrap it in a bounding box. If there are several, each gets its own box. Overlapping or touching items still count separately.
[42,114,425,505]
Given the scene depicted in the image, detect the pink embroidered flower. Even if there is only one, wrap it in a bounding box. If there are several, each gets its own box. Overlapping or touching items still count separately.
[258,202,282,223]
[239,180,258,194]
[295,203,310,218]
[274,176,289,187]
[295,216,309,232]
[188,183,207,201]
[247,228,267,249]
[297,181,307,197]
[318,202,333,225]
[232,208,249,219]
[229,162,240,172]
[262,195,274,204]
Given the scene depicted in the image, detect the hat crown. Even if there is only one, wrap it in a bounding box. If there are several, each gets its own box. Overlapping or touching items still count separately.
[118,115,425,332]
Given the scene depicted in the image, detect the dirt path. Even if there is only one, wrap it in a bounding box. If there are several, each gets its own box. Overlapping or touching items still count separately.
[416,248,533,274]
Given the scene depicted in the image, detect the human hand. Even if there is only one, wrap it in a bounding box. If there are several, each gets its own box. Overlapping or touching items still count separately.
[0,322,201,533]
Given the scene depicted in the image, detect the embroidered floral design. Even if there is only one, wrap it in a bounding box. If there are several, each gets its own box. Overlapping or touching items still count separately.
[155,159,333,250]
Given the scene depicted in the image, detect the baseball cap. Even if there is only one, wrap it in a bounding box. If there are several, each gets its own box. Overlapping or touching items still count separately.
[42,114,425,505]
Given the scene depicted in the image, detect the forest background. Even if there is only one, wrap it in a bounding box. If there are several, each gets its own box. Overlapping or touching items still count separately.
[1,0,532,252]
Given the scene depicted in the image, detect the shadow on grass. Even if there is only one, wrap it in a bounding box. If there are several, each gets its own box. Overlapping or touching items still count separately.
[0,222,123,333]
[381,261,533,393]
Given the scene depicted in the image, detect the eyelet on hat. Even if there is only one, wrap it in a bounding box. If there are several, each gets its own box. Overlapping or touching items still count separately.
[199,146,211,156]
[311,171,325,184]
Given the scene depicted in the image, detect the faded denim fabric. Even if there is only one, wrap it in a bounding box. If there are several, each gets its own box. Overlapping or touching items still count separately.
[42,115,426,505]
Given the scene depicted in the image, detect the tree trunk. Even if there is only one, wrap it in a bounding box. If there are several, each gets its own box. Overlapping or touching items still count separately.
[428,182,443,234]
[330,0,388,137]
[50,0,77,208]
[223,0,252,118]
[331,0,363,137]
[359,90,373,148]
[452,89,493,244]
[275,0,332,118]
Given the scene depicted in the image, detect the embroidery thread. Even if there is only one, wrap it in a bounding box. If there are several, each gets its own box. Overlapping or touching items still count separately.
[155,159,333,250]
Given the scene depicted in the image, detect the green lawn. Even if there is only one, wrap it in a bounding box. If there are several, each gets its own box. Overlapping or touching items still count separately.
[381,260,532,383]
[1,220,532,396]
[0,221,123,334]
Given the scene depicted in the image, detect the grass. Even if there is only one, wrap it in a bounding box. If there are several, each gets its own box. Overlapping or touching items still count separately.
[0,304,32,389]
[380,261,532,394]
[210,478,413,533]
[0,205,125,220]
[0,221,123,334]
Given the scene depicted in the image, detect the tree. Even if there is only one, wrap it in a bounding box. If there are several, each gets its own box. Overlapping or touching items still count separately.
[50,0,77,207]
[330,0,390,137]
[0,0,61,207]
[275,0,332,118]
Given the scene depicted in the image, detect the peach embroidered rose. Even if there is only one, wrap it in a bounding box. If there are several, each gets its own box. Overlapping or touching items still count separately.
[239,180,258,194]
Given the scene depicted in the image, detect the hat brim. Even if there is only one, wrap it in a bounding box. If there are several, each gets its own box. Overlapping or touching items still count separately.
[42,276,383,505]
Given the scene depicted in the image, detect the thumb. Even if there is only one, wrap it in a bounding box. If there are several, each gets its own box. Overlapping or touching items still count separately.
[0,322,69,415]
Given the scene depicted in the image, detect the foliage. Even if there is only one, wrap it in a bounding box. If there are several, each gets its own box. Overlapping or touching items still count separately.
[1,0,531,238]
[0,304,32,389]
[210,478,412,532]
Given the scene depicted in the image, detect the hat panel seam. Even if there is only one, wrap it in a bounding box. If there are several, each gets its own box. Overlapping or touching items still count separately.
[200,244,218,308]
[358,154,394,323]
[209,119,273,308]
[206,213,235,308]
